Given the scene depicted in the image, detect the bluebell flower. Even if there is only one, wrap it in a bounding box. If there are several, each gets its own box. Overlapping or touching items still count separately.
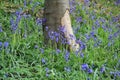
[64,66,71,72]
[115,0,120,5]
[95,20,100,27]
[85,34,90,40]
[45,26,48,31]
[84,0,90,6]
[0,42,2,47]
[100,66,105,73]
[56,49,61,54]
[4,42,9,48]
[45,68,49,77]
[0,26,3,32]
[76,17,82,23]
[40,48,44,54]
[24,0,27,7]
[87,68,93,74]
[36,18,42,25]
[41,58,46,64]
[80,53,84,58]
[81,64,89,71]
[64,50,70,62]
[34,45,38,49]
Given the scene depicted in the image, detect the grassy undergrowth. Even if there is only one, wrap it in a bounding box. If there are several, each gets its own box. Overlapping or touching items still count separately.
[0,0,120,80]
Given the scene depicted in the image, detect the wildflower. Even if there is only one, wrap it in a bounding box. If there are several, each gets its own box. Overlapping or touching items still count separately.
[81,64,89,71]
[115,0,120,5]
[24,0,27,7]
[64,50,70,62]
[0,42,2,47]
[4,42,9,48]
[34,45,38,49]
[41,58,46,64]
[36,18,42,25]
[0,26,3,32]
[56,49,61,54]
[85,34,90,40]
[84,0,90,6]
[76,17,82,23]
[100,66,105,73]
[40,48,44,54]
[87,68,93,74]
[45,26,48,31]
[80,53,84,58]
[64,66,71,72]
[45,68,49,77]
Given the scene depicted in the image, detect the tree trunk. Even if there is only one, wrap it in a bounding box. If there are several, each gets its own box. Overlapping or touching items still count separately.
[43,0,79,51]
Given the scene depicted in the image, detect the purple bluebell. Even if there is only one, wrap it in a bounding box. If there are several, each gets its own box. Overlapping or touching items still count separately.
[64,50,70,62]
[56,49,61,54]
[45,68,49,77]
[41,58,46,64]
[64,66,71,72]
[115,0,120,5]
[0,26,3,32]
[36,18,42,25]
[95,20,100,27]
[0,42,2,47]
[34,45,38,49]
[45,26,48,31]
[85,34,90,40]
[84,0,90,6]
[80,53,84,58]
[24,0,27,7]
[87,68,93,74]
[100,66,105,73]
[76,17,82,23]
[4,42,9,48]
[48,31,54,40]
[113,30,120,37]
[58,26,66,33]
[40,48,44,54]
[81,64,89,71]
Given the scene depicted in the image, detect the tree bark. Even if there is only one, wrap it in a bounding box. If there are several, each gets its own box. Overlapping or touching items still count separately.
[43,0,79,51]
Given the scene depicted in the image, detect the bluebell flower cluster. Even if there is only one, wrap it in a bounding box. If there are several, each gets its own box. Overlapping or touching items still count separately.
[81,64,93,74]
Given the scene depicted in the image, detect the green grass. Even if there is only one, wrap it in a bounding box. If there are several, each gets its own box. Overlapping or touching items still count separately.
[0,0,120,80]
